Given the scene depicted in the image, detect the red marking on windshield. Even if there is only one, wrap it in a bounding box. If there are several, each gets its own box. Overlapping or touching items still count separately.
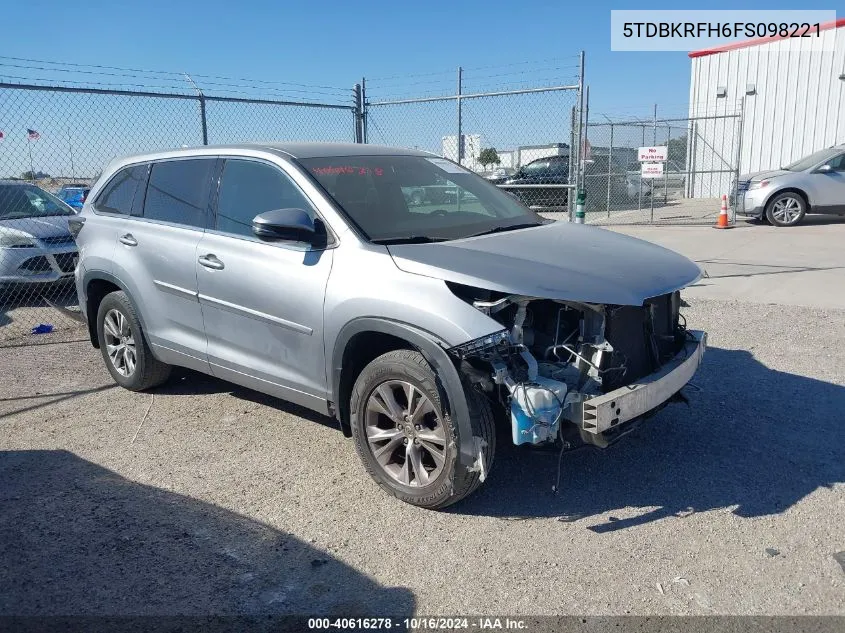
[311,166,384,176]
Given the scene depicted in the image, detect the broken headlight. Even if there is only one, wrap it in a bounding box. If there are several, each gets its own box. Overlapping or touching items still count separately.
[448,329,510,361]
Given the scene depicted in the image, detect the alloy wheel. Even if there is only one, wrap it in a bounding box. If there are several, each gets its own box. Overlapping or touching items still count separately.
[771,196,802,224]
[103,308,137,377]
[364,380,447,487]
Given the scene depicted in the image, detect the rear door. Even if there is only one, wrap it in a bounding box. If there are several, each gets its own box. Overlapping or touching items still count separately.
[109,157,216,372]
[195,157,334,410]
[84,164,148,282]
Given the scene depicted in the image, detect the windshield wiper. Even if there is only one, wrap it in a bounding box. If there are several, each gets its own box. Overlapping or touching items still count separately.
[371,236,449,245]
[464,222,544,238]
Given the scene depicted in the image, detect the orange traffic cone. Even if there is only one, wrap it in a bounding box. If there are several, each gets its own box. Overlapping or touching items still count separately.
[713,194,734,229]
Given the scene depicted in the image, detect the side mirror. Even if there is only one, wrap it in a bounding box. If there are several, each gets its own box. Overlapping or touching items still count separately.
[252,208,316,242]
[815,164,833,173]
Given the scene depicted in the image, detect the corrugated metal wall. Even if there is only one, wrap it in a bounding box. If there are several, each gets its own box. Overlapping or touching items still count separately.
[689,26,845,197]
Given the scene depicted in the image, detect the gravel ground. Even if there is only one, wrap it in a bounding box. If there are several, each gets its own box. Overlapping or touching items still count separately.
[1,298,844,616]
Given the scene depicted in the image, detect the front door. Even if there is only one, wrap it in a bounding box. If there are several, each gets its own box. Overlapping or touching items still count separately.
[196,158,333,411]
[810,153,845,214]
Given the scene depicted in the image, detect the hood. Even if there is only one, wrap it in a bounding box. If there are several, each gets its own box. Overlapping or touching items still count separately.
[387,222,701,306]
[0,215,71,239]
[741,169,789,182]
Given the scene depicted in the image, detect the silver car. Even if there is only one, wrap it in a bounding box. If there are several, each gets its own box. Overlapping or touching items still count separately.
[0,181,78,289]
[73,143,706,509]
[734,144,845,226]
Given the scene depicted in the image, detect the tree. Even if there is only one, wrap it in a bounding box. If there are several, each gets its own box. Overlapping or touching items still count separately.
[667,135,687,165]
[478,147,501,170]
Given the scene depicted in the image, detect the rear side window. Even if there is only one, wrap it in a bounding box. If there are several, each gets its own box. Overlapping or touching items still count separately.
[95,165,147,215]
[216,159,315,238]
[142,159,215,228]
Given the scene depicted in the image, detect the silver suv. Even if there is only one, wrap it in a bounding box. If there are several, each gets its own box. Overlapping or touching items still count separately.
[734,144,845,226]
[73,143,706,509]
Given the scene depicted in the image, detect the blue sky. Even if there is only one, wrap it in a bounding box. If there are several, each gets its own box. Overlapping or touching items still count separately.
[0,0,837,177]
[3,0,834,118]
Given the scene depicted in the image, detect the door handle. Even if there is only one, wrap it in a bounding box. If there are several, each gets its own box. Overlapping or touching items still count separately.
[118,233,137,247]
[198,254,225,270]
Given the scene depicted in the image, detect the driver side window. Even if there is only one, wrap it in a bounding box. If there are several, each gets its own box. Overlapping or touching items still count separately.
[216,159,315,238]
[825,154,845,172]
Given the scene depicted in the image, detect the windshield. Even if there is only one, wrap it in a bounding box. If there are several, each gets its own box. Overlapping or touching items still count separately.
[300,155,542,242]
[0,184,75,220]
[784,148,841,172]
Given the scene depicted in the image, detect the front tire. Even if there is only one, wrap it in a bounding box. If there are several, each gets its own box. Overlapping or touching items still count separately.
[349,349,495,509]
[765,192,806,227]
[96,291,171,391]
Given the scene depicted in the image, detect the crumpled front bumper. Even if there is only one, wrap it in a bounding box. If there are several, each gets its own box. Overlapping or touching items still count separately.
[581,330,706,434]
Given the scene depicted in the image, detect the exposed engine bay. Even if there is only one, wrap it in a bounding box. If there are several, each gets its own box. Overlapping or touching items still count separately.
[446,282,691,449]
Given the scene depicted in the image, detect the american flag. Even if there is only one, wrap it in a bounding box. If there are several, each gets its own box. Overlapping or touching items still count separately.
[27,128,40,140]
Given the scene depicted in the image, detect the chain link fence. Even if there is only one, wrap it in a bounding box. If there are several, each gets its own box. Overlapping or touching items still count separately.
[1,56,755,346]
[0,81,355,345]
[582,104,743,226]
[364,58,583,217]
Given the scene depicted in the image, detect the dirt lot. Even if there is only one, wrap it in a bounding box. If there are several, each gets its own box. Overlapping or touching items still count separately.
[2,295,844,617]
[2,218,845,617]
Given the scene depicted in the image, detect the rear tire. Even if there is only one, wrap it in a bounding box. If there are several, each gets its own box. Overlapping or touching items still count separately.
[349,349,495,509]
[96,291,171,391]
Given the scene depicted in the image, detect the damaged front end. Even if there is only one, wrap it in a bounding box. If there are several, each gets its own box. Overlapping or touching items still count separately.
[447,283,706,450]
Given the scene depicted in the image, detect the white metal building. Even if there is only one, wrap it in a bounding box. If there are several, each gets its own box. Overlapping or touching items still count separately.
[688,18,845,197]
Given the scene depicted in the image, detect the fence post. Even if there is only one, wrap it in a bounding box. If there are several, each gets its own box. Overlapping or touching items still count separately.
[664,121,670,203]
[456,66,463,165]
[353,84,363,143]
[361,77,368,144]
[733,97,746,222]
[651,103,656,222]
[576,84,589,223]
[638,124,645,213]
[607,123,613,218]
[184,73,208,145]
[569,105,576,221]
[199,95,208,145]
[574,50,585,221]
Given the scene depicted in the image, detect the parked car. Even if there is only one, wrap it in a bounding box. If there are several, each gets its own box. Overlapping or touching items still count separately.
[56,184,91,212]
[402,176,476,207]
[623,170,653,200]
[480,167,516,180]
[493,155,634,209]
[74,143,706,509]
[489,155,570,208]
[0,181,78,290]
[733,144,845,226]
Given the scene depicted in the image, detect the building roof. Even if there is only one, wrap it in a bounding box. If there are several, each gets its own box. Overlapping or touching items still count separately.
[688,17,845,58]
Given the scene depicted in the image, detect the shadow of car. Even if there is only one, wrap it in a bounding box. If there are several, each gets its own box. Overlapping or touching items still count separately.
[0,449,416,618]
[449,346,845,526]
